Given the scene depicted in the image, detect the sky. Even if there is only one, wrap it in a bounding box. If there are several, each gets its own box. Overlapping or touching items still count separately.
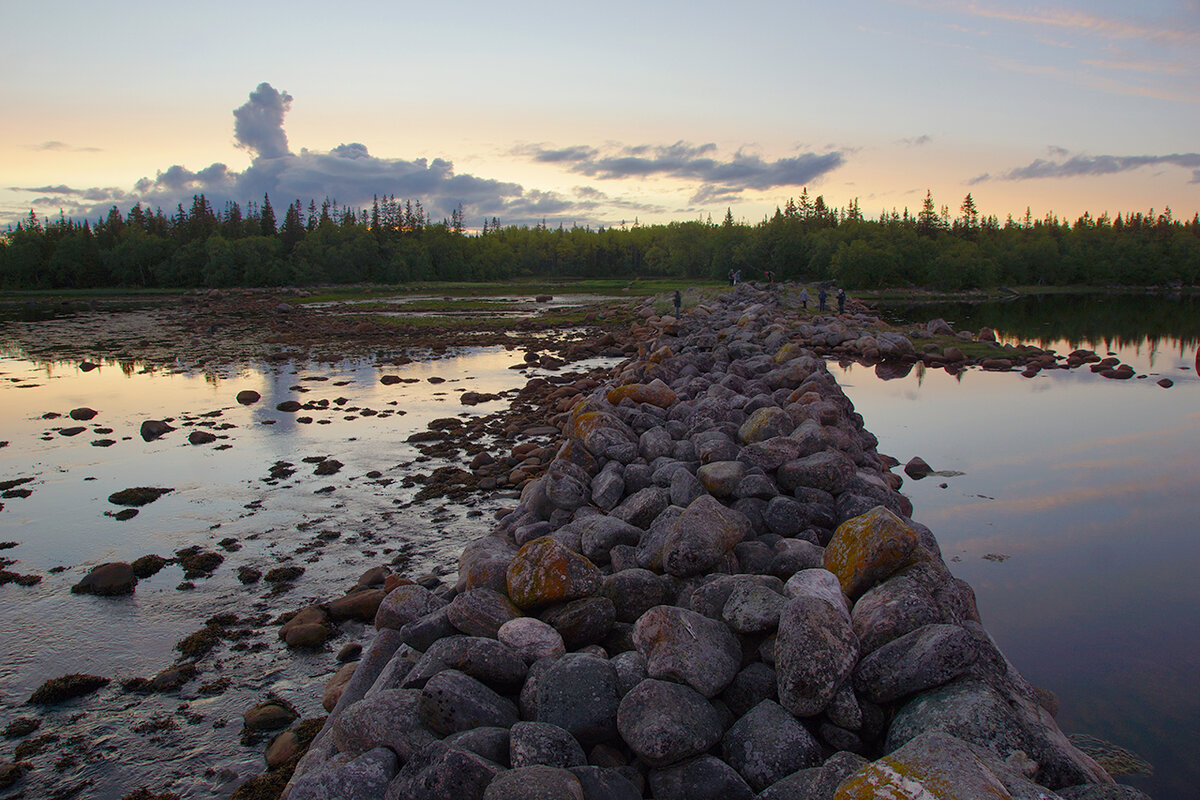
[2,0,1198,231]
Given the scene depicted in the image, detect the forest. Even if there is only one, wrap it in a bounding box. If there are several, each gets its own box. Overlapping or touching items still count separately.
[1,189,1197,291]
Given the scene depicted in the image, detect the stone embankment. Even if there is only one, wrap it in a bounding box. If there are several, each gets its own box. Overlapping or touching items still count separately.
[282,285,1133,800]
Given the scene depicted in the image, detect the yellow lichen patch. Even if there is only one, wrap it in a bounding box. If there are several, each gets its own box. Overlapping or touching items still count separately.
[834,751,1012,800]
[824,506,925,600]
[606,382,677,408]
[505,537,600,611]
[774,342,805,363]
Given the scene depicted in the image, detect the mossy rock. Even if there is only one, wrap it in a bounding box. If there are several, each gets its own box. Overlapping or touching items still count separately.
[29,673,110,705]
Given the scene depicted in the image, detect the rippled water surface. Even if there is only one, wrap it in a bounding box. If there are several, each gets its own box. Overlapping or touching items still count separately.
[838,295,1200,800]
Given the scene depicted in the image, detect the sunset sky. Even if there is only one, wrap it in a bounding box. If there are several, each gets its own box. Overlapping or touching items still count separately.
[2,0,1197,230]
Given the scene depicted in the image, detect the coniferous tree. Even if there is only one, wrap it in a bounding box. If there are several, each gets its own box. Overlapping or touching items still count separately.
[260,194,277,235]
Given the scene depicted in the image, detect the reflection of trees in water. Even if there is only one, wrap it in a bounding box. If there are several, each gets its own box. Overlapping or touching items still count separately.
[879,294,1200,353]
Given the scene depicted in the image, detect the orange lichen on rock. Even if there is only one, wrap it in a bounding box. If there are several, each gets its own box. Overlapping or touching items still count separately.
[506,536,602,611]
[605,380,677,408]
[823,506,926,600]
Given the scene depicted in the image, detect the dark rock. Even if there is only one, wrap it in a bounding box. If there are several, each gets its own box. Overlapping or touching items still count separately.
[139,420,174,441]
[854,623,980,704]
[418,669,519,736]
[509,721,587,768]
[29,673,110,704]
[535,653,620,746]
[904,456,934,479]
[333,689,437,762]
[236,390,261,405]
[403,636,527,693]
[775,594,859,716]
[385,740,503,800]
[375,584,449,631]
[108,486,173,506]
[188,430,218,445]
[721,699,821,791]
[617,678,724,767]
[290,747,398,800]
[71,562,137,596]
[447,588,524,638]
[633,604,741,698]
[482,765,584,800]
[647,755,754,800]
[540,596,615,649]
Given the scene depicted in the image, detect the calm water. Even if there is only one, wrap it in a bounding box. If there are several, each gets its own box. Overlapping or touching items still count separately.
[0,343,605,799]
[840,293,1200,799]
[1,292,1195,798]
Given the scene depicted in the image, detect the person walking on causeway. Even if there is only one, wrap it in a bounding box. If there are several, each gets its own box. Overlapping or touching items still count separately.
[837,287,846,313]
[818,287,827,311]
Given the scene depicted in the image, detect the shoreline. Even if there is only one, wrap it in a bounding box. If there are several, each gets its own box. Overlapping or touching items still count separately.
[273,285,1131,800]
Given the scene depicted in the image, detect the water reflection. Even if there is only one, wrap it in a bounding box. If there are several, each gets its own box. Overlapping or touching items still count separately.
[835,331,1199,800]
[0,343,597,799]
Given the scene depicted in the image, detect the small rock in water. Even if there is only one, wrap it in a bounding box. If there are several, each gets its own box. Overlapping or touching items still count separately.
[108,487,173,507]
[235,390,261,405]
[188,430,217,445]
[29,673,110,704]
[139,419,174,441]
[904,457,934,480]
[69,407,98,421]
[71,562,137,596]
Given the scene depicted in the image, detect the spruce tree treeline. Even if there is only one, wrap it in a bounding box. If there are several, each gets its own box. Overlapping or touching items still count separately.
[1,189,1197,290]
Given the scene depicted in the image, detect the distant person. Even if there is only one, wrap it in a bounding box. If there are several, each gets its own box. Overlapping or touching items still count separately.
[799,288,809,309]
[837,288,846,313]
[673,290,682,319]
[728,269,735,286]
[818,287,827,311]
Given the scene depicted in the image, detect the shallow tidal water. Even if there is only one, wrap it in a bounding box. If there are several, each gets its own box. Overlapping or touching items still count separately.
[1,292,1195,799]
[836,317,1200,799]
[0,343,597,799]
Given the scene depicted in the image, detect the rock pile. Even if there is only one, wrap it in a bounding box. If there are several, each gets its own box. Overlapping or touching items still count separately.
[283,286,1129,800]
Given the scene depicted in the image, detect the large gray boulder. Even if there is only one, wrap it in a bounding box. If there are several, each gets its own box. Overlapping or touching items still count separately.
[720,699,821,791]
[633,604,741,698]
[534,653,621,746]
[617,678,723,767]
[854,623,980,704]
[660,494,751,578]
[775,595,859,716]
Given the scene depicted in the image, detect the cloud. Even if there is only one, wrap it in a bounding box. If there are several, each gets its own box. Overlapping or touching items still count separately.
[901,135,933,147]
[10,83,592,228]
[233,82,293,159]
[971,150,1200,183]
[958,4,1199,46]
[25,141,102,153]
[516,141,845,204]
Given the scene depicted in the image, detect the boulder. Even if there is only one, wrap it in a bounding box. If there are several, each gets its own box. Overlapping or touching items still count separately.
[71,562,136,596]
[447,588,524,638]
[721,699,821,791]
[617,678,724,767]
[418,670,519,736]
[508,721,587,769]
[498,617,566,664]
[333,689,436,761]
[661,494,751,578]
[823,506,927,600]
[633,604,741,698]
[375,584,448,631]
[854,623,980,704]
[507,537,603,611]
[534,653,621,746]
[483,765,584,800]
[775,594,859,716]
